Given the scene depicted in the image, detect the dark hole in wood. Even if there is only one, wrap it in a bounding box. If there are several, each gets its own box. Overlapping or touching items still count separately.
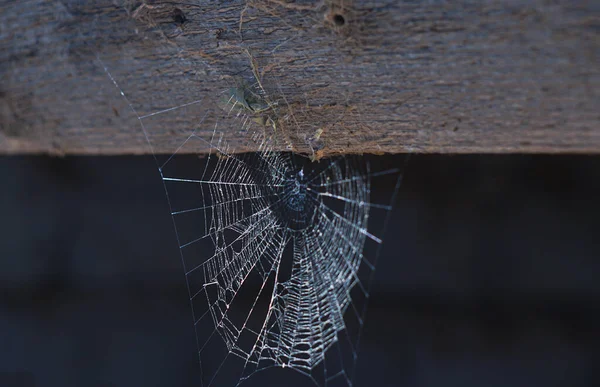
[172,8,186,25]
[333,14,345,26]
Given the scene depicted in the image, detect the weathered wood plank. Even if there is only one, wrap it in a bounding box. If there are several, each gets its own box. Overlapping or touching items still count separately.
[1,0,599,156]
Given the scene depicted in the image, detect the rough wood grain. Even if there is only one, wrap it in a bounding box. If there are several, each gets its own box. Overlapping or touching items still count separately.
[1,0,599,156]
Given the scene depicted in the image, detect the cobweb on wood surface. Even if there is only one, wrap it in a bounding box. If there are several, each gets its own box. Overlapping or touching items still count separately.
[95,3,406,385]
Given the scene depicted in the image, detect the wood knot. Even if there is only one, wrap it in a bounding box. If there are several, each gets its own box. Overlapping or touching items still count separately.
[332,14,345,26]
[171,8,186,26]
[326,11,347,28]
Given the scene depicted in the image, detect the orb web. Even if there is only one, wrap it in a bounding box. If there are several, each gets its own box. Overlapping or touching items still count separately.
[95,9,405,382]
[159,139,401,387]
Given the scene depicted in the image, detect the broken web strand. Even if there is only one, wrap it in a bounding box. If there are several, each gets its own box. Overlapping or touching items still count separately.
[96,54,210,383]
[97,49,406,387]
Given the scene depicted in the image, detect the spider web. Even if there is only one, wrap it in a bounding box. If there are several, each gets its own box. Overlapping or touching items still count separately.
[94,3,406,385]
[101,64,403,386]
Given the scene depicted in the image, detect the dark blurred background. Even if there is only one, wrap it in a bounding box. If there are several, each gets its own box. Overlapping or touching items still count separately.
[1,154,599,387]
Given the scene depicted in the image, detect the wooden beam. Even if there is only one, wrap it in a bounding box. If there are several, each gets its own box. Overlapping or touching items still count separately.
[1,0,599,156]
